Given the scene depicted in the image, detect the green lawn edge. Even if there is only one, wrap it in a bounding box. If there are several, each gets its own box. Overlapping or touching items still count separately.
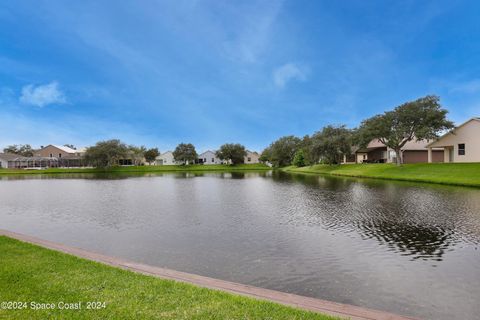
[3,162,480,188]
[0,236,337,320]
[283,163,480,188]
[0,164,271,175]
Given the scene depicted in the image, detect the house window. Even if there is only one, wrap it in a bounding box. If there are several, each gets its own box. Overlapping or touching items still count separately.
[248,157,251,162]
[211,158,214,162]
[363,154,367,160]
[458,144,465,156]
[59,153,62,158]
[49,153,53,158]
[204,158,207,162]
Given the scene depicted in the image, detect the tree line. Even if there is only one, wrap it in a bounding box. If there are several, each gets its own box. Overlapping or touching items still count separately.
[83,141,249,168]
[3,140,251,168]
[81,140,158,167]
[170,142,248,165]
[3,95,453,168]
[260,95,454,167]
[3,144,35,157]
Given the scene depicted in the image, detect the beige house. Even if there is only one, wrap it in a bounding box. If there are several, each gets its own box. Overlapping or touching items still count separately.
[155,151,180,165]
[426,117,480,163]
[198,150,222,165]
[355,139,443,164]
[35,145,86,167]
[244,150,260,164]
[35,145,84,158]
[0,153,20,168]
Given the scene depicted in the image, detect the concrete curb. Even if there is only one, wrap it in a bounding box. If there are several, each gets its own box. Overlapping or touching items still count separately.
[0,229,418,320]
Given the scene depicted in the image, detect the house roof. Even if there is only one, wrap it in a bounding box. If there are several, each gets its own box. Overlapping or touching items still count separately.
[40,145,78,154]
[198,150,217,156]
[357,138,437,152]
[426,117,480,147]
[0,153,20,161]
[0,153,58,161]
[53,145,77,153]
[156,151,173,159]
[356,139,387,152]
[366,139,386,149]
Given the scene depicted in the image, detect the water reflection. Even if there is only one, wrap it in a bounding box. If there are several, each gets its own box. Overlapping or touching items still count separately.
[360,221,453,260]
[1,171,479,320]
[0,171,272,181]
[271,171,479,260]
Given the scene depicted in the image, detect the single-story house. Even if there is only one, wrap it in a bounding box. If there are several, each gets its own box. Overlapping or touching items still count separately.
[341,150,357,164]
[426,117,480,163]
[0,153,19,168]
[155,151,177,165]
[0,153,59,169]
[355,139,443,164]
[244,150,260,164]
[198,150,222,165]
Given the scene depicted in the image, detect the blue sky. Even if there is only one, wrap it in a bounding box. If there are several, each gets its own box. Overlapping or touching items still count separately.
[1,1,480,152]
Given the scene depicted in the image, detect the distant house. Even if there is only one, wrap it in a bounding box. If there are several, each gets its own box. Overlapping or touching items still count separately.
[341,150,357,164]
[155,151,177,165]
[0,153,58,169]
[426,117,480,163]
[244,150,260,164]
[35,145,84,158]
[198,150,222,165]
[35,145,86,167]
[355,139,443,164]
[0,153,19,168]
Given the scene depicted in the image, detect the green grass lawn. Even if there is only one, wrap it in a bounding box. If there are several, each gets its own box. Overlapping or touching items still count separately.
[283,163,480,187]
[0,163,271,175]
[0,236,335,320]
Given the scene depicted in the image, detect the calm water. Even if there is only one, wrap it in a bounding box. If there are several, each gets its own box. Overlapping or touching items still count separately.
[1,172,479,320]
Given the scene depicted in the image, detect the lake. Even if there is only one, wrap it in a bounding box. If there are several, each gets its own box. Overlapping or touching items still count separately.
[0,171,479,320]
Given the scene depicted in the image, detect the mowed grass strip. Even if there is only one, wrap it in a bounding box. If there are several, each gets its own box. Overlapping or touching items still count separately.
[0,236,336,320]
[0,163,271,175]
[284,163,480,187]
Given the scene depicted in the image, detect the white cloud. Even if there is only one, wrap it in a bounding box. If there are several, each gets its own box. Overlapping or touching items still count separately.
[20,81,66,107]
[273,63,308,88]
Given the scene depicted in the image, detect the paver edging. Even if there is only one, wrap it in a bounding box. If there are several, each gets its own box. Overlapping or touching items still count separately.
[0,229,418,320]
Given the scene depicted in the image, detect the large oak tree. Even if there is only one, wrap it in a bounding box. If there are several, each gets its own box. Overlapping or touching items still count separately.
[216,143,247,165]
[144,148,160,165]
[260,135,301,167]
[173,143,197,165]
[310,125,353,165]
[84,139,129,168]
[3,144,34,157]
[356,95,454,165]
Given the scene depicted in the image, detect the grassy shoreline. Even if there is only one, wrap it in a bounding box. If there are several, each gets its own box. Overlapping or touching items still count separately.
[283,163,480,188]
[0,163,271,175]
[2,162,479,188]
[0,236,334,319]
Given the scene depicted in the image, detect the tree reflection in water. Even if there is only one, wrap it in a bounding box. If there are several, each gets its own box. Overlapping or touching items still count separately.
[272,171,478,261]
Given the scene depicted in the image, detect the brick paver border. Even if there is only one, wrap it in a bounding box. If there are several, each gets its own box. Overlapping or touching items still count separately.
[0,229,418,320]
